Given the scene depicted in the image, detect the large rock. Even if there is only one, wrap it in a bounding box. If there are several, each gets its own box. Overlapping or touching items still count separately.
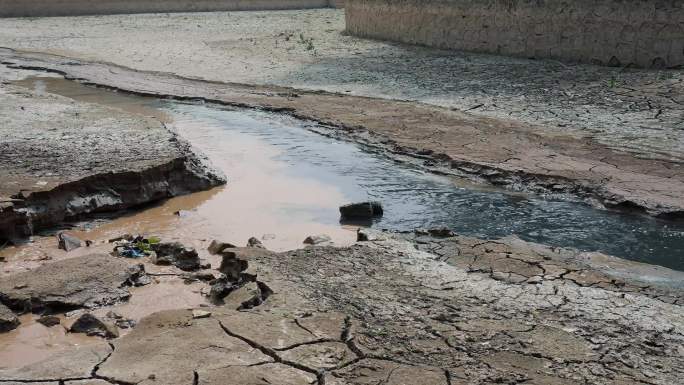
[0,254,146,313]
[150,242,200,271]
[339,202,383,220]
[0,302,19,332]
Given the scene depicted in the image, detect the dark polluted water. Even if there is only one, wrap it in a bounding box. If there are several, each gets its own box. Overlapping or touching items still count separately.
[165,102,684,271]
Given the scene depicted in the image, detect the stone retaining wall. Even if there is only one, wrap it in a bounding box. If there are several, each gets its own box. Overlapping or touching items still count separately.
[345,0,684,68]
[0,0,334,17]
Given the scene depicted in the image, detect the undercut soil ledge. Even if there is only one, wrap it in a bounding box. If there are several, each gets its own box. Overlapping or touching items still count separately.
[0,75,225,241]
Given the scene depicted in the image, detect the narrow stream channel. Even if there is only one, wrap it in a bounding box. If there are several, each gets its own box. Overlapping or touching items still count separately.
[10,75,684,271]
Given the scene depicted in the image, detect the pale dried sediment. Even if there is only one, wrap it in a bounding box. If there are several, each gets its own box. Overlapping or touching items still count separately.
[0,0,333,17]
[0,9,680,163]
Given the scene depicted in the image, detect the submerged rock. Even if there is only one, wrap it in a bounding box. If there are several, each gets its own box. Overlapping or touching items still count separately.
[0,302,19,332]
[69,313,119,339]
[0,254,147,313]
[339,201,383,220]
[57,232,82,252]
[37,315,61,327]
[150,242,200,271]
[303,234,332,246]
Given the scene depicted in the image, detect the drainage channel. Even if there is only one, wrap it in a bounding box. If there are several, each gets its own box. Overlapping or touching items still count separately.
[7,75,684,271]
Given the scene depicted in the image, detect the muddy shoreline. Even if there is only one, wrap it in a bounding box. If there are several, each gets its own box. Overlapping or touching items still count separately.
[2,48,682,222]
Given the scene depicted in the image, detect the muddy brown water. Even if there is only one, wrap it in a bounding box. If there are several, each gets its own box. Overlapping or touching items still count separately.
[1,75,684,369]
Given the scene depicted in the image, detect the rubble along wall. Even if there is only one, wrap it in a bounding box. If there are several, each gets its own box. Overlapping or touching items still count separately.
[345,0,684,68]
[0,0,332,17]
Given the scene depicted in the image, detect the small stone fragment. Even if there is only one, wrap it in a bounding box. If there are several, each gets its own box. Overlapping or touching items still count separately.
[174,210,193,217]
[339,201,383,220]
[208,240,236,255]
[182,271,216,284]
[247,237,265,248]
[106,311,123,320]
[114,319,137,329]
[57,232,82,252]
[427,227,456,238]
[108,234,133,243]
[192,310,212,319]
[105,311,135,329]
[303,234,332,246]
[37,315,61,327]
[69,313,119,339]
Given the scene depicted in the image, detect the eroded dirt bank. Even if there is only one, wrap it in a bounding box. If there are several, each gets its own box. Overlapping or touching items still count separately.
[0,230,682,384]
[0,69,225,240]
[1,49,682,220]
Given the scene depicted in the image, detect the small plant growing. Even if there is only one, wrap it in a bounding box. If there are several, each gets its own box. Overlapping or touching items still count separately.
[607,74,619,88]
[298,33,316,54]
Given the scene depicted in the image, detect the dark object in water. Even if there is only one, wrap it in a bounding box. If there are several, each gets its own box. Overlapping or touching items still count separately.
[340,202,383,220]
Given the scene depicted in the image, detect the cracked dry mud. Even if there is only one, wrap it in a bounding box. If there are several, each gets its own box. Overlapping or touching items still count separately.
[2,230,682,385]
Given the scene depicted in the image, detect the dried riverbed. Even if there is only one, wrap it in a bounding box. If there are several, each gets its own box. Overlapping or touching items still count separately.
[0,32,683,384]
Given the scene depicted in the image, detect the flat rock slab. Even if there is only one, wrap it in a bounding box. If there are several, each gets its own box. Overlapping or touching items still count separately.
[0,254,145,312]
[215,310,346,350]
[0,302,19,332]
[0,343,111,382]
[98,309,272,385]
[97,308,358,384]
[326,359,447,385]
[198,363,316,385]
